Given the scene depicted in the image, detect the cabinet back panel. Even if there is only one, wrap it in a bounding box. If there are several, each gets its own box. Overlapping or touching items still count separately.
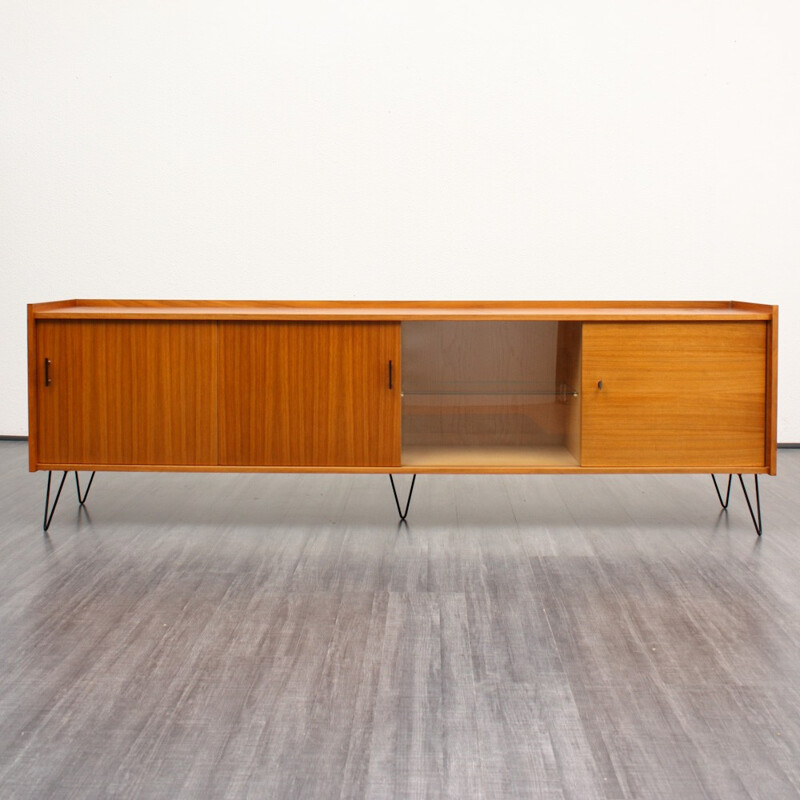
[36,321,217,466]
[218,322,401,467]
[581,322,767,468]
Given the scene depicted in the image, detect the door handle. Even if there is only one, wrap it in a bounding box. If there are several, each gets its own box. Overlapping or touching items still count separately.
[44,358,52,387]
[388,360,394,390]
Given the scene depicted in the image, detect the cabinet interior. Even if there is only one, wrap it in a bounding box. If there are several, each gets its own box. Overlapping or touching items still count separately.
[401,321,582,467]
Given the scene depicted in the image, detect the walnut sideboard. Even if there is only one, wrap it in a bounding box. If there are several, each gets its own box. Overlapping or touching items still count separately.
[27,300,778,533]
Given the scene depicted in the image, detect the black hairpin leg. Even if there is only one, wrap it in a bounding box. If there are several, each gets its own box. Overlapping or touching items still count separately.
[711,474,733,509]
[389,474,417,522]
[711,473,762,535]
[75,471,96,505]
[738,474,762,536]
[43,470,97,531]
[43,471,69,532]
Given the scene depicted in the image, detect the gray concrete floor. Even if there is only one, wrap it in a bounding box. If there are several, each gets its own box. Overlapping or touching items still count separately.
[1,439,800,799]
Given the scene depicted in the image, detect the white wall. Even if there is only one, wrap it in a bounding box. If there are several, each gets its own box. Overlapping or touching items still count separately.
[3,1,799,438]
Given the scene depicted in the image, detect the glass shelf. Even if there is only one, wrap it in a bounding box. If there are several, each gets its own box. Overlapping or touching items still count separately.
[403,385,579,398]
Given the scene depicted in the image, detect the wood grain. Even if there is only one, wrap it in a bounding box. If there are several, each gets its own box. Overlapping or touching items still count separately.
[581,321,768,468]
[30,298,777,322]
[218,322,401,467]
[28,304,776,478]
[35,320,217,466]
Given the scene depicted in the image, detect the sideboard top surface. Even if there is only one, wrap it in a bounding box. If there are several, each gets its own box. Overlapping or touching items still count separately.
[29,299,776,322]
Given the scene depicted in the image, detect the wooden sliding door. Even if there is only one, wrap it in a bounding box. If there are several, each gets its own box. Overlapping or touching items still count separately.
[36,320,217,466]
[218,322,401,467]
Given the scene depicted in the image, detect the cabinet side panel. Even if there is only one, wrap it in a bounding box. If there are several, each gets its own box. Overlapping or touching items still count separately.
[218,322,401,467]
[581,322,767,468]
[36,321,217,466]
[766,307,778,474]
[27,306,39,470]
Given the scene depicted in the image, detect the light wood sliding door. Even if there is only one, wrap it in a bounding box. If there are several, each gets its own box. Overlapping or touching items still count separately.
[218,322,401,467]
[581,322,768,468]
[36,320,217,466]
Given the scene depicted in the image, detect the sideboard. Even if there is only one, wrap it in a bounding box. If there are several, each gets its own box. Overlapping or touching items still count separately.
[27,300,778,533]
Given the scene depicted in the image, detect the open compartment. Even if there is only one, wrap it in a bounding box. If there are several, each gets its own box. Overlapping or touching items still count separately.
[401,320,581,467]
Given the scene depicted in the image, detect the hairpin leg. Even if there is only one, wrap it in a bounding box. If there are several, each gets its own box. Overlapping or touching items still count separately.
[389,474,417,522]
[75,471,96,505]
[43,470,97,530]
[711,474,733,509]
[711,473,762,535]
[738,474,762,536]
[43,471,69,532]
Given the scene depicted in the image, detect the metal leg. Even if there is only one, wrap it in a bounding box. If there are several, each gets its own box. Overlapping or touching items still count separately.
[389,474,417,522]
[75,471,96,505]
[43,470,97,531]
[43,471,69,531]
[738,474,762,536]
[711,473,762,535]
[711,474,733,509]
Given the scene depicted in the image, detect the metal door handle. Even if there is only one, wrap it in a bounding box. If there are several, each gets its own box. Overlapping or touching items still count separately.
[388,360,394,390]
[44,358,52,387]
